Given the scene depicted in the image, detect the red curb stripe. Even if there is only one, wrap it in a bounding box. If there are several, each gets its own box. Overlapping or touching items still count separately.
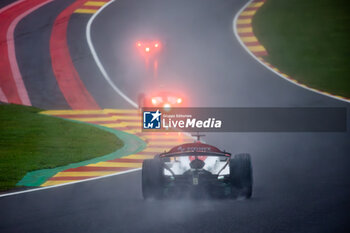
[108,158,145,163]
[0,0,25,104]
[108,113,140,117]
[86,121,119,124]
[141,136,170,140]
[0,0,44,105]
[50,0,100,110]
[111,127,139,131]
[147,147,172,151]
[252,51,268,56]
[64,167,133,172]
[87,120,141,125]
[112,118,141,122]
[48,176,96,180]
[238,32,255,37]
[143,137,190,141]
[109,119,141,123]
[55,114,109,118]
[92,123,140,128]
[145,140,192,144]
[112,126,141,129]
[237,23,252,28]
[244,41,262,46]
[147,144,174,148]
[134,151,157,155]
[108,112,139,114]
[5,0,50,106]
[238,15,253,20]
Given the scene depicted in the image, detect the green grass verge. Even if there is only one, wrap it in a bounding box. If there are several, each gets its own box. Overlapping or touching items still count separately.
[0,104,123,191]
[253,0,350,98]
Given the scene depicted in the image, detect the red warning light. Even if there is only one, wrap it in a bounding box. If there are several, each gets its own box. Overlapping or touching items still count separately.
[136,40,162,56]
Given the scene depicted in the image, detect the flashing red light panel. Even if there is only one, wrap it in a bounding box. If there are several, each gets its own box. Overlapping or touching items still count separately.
[136,40,162,55]
[139,92,185,108]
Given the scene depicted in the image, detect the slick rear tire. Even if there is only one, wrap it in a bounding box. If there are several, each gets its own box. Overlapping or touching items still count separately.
[230,153,253,199]
[142,159,164,199]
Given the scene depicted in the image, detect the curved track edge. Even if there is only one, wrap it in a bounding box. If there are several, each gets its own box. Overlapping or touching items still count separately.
[233,0,350,104]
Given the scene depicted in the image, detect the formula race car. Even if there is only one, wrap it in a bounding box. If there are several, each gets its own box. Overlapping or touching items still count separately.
[138,91,184,109]
[142,140,253,199]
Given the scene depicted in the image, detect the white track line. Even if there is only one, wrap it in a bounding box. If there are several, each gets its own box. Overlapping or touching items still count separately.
[1,0,30,105]
[7,0,54,106]
[233,0,350,104]
[0,0,26,14]
[0,87,8,102]
[86,0,138,108]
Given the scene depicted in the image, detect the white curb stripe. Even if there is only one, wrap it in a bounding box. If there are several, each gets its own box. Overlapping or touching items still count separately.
[0,87,8,103]
[7,0,54,106]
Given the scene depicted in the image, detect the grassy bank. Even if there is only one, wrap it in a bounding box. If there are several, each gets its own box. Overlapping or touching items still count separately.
[0,104,123,191]
[253,0,350,98]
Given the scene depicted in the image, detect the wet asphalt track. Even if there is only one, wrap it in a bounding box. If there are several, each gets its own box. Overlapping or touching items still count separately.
[1,0,350,232]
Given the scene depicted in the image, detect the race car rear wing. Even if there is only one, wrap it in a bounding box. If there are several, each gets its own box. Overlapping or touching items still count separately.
[159,151,231,158]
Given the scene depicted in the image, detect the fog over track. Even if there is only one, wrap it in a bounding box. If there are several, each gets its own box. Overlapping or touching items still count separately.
[0,0,349,232]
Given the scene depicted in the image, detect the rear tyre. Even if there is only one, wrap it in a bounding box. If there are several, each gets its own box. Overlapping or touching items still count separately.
[142,159,164,199]
[230,153,253,199]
